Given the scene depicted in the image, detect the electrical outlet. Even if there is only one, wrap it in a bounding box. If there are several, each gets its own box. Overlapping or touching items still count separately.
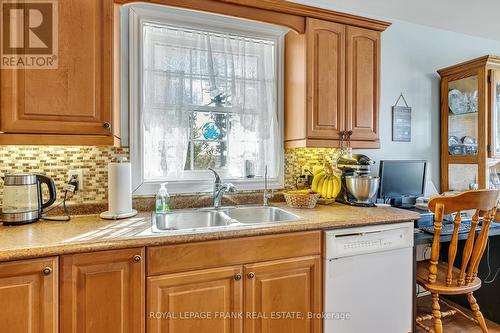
[415,244,431,261]
[68,169,84,191]
[301,165,312,176]
[296,176,307,186]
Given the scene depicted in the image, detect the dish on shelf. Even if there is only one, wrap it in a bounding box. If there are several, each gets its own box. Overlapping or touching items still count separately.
[448,135,478,155]
[448,89,478,114]
[467,91,478,113]
[461,136,476,145]
[448,135,460,146]
[448,143,478,155]
[449,89,466,114]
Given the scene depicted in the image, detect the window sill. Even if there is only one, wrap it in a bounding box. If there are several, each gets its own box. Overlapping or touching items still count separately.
[133,178,284,196]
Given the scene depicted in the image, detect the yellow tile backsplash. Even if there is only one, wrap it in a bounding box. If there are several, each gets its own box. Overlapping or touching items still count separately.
[284,148,340,188]
[0,146,338,205]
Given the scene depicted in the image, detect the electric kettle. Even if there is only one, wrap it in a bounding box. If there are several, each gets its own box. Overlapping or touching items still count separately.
[1,173,57,225]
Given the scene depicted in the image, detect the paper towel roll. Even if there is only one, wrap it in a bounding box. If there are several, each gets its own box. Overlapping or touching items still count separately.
[105,162,134,217]
[108,162,132,214]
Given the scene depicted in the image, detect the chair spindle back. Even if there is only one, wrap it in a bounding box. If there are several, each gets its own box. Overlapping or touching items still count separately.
[427,189,499,287]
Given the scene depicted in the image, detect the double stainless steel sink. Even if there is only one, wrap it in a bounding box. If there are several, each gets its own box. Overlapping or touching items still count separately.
[152,206,300,232]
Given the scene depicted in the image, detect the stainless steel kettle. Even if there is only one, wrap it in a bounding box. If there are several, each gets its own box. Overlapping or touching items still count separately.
[1,173,57,225]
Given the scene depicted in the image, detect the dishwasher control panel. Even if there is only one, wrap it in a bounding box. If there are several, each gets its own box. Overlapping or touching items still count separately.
[325,222,413,259]
[343,239,382,250]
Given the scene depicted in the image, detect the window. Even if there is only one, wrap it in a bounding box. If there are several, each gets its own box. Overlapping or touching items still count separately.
[125,5,286,195]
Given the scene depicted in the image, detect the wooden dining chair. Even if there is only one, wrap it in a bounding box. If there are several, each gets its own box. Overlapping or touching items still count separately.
[416,189,499,333]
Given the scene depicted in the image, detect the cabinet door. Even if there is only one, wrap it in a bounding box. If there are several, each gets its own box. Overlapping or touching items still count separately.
[244,256,321,333]
[306,18,345,140]
[147,266,243,333]
[0,257,58,333]
[60,248,145,333]
[346,26,380,141]
[0,0,112,135]
[489,69,500,159]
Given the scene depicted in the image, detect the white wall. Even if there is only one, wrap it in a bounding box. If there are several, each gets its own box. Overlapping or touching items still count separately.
[295,0,500,189]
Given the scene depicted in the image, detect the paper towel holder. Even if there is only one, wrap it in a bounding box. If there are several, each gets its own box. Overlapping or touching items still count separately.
[100,158,138,220]
[100,209,138,220]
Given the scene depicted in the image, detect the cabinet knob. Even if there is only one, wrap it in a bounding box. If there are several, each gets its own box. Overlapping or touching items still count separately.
[42,267,52,276]
[133,255,142,263]
[247,272,255,279]
[103,122,111,129]
[234,273,242,281]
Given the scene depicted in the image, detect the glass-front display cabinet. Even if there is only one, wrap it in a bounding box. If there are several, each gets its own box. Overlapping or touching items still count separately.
[490,70,500,157]
[439,55,500,192]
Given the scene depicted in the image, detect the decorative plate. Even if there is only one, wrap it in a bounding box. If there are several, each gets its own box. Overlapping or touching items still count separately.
[448,89,465,114]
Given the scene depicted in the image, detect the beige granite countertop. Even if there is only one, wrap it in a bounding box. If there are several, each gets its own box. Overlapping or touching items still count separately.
[0,203,421,262]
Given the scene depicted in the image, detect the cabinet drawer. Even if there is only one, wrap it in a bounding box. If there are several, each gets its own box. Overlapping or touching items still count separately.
[147,231,321,276]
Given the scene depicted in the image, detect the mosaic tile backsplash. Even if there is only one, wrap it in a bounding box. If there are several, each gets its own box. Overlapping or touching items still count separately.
[0,146,338,205]
[0,146,128,205]
[284,148,340,188]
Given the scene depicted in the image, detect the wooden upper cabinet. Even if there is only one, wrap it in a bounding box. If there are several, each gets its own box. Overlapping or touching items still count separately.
[0,0,113,143]
[306,18,345,140]
[60,248,145,333]
[285,17,385,149]
[147,266,243,333]
[346,26,380,141]
[0,257,58,333]
[244,256,322,333]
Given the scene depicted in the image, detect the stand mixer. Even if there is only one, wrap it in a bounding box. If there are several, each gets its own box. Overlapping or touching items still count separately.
[336,153,380,207]
[333,131,380,207]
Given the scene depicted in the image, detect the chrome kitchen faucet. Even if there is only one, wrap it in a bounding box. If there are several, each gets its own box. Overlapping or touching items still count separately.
[208,168,236,209]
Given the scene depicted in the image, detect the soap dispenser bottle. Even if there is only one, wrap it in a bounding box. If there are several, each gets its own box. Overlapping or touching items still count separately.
[155,183,171,213]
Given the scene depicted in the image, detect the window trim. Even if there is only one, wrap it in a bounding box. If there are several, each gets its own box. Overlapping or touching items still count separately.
[125,4,287,195]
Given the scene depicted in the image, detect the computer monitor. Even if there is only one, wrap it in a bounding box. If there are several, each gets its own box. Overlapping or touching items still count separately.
[378,160,427,206]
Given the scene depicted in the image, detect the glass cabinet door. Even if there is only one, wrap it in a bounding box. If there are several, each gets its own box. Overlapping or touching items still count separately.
[447,75,479,156]
[492,70,500,157]
[449,164,479,191]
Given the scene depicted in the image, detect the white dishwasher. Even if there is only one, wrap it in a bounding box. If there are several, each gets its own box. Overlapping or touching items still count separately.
[324,222,414,333]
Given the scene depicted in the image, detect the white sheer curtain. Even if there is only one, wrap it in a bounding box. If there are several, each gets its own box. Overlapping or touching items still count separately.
[142,22,280,181]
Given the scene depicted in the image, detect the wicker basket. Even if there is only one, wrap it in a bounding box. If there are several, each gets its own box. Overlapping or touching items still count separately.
[283,191,321,209]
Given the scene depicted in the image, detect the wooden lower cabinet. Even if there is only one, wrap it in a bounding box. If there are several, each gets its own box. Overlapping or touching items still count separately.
[0,257,58,333]
[60,248,145,333]
[244,256,322,333]
[146,255,321,333]
[0,232,322,333]
[147,266,243,333]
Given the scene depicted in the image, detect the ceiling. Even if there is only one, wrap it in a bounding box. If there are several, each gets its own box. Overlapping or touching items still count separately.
[293,0,500,42]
